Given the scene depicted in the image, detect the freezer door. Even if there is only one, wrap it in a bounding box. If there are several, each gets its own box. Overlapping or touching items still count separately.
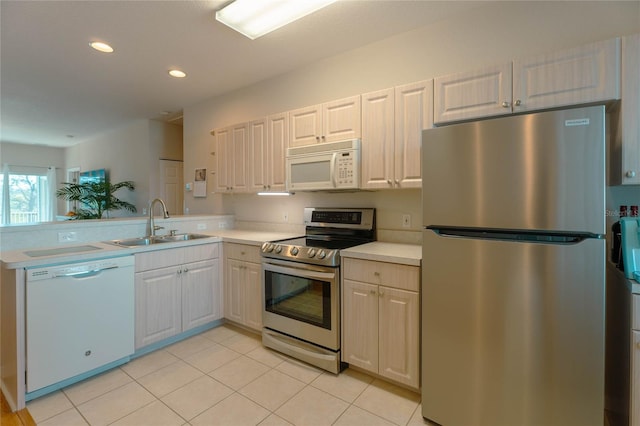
[421,230,605,426]
[422,105,605,234]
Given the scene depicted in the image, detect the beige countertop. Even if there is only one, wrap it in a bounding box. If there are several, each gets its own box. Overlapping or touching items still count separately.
[340,242,421,266]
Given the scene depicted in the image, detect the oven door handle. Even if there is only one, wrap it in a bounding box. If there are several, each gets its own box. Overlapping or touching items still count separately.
[263,263,336,281]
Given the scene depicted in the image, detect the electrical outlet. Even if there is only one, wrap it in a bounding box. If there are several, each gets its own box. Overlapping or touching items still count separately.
[402,214,411,228]
[58,231,78,242]
[142,208,148,215]
[283,212,289,222]
[197,223,207,230]
[218,222,228,229]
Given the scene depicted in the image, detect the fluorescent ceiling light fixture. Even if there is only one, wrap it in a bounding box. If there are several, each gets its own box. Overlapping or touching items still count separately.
[89,41,114,53]
[257,191,293,196]
[215,0,337,40]
[168,69,187,78]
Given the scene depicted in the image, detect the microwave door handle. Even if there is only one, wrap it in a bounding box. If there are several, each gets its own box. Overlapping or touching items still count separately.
[330,152,337,188]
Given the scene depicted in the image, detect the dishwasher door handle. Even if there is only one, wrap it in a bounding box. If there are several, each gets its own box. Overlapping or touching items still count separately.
[53,265,119,279]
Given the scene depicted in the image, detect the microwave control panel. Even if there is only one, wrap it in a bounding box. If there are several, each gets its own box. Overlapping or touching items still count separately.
[336,151,357,187]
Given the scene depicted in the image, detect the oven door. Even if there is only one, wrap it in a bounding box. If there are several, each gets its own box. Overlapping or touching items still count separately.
[262,259,339,350]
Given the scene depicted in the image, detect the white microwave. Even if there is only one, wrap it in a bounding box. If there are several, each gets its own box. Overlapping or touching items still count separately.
[286,139,360,191]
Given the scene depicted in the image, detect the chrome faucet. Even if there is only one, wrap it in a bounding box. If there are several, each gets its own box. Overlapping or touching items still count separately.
[148,198,170,236]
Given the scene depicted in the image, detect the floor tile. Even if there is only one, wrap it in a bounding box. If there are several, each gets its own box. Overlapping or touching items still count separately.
[136,360,203,398]
[310,368,374,403]
[275,358,323,384]
[208,356,269,390]
[165,335,217,359]
[63,368,132,406]
[258,413,294,425]
[183,342,240,373]
[76,381,156,426]
[333,405,395,426]
[121,350,180,380]
[276,386,349,426]
[26,391,74,423]
[239,369,306,411]
[218,333,262,354]
[352,379,420,426]
[407,404,432,425]
[245,345,288,368]
[110,400,185,426]
[201,325,241,343]
[38,408,88,426]
[191,393,270,426]
[161,375,233,420]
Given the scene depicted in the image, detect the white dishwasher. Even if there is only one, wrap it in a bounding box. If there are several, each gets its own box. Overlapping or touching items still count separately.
[26,256,135,393]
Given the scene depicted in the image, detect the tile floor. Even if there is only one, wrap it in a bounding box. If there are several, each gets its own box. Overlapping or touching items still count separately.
[27,325,428,426]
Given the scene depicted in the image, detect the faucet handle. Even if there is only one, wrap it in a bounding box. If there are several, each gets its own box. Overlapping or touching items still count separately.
[169,229,178,236]
[153,225,164,231]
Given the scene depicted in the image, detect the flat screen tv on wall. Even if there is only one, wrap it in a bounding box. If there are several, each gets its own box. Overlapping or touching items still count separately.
[79,168,107,184]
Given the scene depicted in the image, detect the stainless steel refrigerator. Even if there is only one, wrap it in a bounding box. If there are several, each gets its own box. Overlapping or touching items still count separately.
[421,105,606,426]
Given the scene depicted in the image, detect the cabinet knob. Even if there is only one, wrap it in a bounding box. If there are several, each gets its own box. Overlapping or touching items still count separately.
[183,268,188,273]
[370,290,376,295]
[316,136,320,141]
[386,179,392,185]
[373,271,380,276]
[379,289,385,297]
[514,99,521,107]
[502,101,510,108]
[394,179,400,185]
[626,170,637,178]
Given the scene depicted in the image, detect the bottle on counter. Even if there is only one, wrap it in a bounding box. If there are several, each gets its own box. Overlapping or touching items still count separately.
[631,205,638,217]
[611,205,627,266]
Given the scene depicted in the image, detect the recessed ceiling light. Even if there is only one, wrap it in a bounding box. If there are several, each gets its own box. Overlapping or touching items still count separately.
[168,69,187,78]
[89,41,114,53]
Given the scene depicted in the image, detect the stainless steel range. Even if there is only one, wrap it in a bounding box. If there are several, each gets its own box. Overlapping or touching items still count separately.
[261,207,375,373]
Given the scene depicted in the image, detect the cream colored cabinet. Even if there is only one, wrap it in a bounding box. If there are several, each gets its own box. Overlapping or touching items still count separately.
[342,258,420,388]
[134,244,221,349]
[214,123,249,193]
[223,242,263,331]
[435,38,620,124]
[289,95,361,147]
[612,33,640,185]
[632,295,640,426]
[249,113,288,192]
[361,88,395,189]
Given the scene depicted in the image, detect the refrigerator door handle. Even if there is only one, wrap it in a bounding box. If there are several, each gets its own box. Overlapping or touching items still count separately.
[426,226,603,244]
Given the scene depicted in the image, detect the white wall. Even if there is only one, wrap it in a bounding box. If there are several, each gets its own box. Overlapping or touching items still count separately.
[183,1,640,240]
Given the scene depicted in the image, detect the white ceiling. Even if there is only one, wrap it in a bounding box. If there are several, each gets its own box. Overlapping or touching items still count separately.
[0,0,482,148]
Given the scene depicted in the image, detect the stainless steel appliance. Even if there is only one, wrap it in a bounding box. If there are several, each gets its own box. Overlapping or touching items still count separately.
[286,139,360,191]
[261,207,375,373]
[421,106,606,426]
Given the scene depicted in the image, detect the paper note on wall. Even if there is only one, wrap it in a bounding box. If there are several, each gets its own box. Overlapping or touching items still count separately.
[194,168,206,197]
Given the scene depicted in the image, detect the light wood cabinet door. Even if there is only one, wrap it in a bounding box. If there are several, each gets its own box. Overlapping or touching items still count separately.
[244,261,263,331]
[620,33,640,185]
[434,63,512,124]
[378,286,420,388]
[323,95,361,142]
[513,37,620,113]
[342,279,379,372]
[395,80,433,188]
[290,104,322,147]
[632,330,640,426]
[268,112,288,191]
[182,259,221,331]
[231,123,249,192]
[135,266,181,349]
[361,88,395,189]
[225,258,244,324]
[214,127,232,193]
[249,118,268,192]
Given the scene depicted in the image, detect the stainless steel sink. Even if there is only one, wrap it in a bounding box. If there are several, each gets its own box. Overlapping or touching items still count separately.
[107,233,211,247]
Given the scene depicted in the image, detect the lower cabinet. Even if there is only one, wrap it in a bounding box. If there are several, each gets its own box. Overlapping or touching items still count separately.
[342,257,420,389]
[224,242,263,331]
[134,244,221,349]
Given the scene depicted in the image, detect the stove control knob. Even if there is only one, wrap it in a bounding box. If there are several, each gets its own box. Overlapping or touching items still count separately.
[307,249,316,258]
[263,243,274,252]
[274,245,282,254]
[290,247,299,256]
[317,250,326,259]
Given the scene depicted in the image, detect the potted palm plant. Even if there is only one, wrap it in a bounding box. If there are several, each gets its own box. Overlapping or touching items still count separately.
[56,180,137,219]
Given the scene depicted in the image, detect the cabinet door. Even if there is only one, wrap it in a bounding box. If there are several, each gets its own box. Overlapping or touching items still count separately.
[182,259,221,331]
[231,123,249,192]
[290,104,322,147]
[361,88,395,189]
[243,262,263,331]
[621,33,640,185]
[632,330,640,426]
[513,38,620,113]
[323,95,361,142]
[395,80,433,188]
[249,118,268,192]
[268,112,288,191]
[224,259,244,324]
[342,279,379,373]
[434,63,512,124]
[135,266,181,349]
[214,127,232,192]
[378,286,420,388]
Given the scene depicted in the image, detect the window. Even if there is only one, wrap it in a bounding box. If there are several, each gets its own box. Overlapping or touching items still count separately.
[0,173,48,224]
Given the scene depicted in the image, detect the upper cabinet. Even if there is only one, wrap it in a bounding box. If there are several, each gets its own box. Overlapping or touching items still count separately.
[213,123,249,193]
[435,38,621,124]
[248,113,289,192]
[289,95,361,147]
[361,80,433,190]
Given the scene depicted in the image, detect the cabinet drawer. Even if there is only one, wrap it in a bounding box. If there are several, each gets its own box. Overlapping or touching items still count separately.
[135,243,219,272]
[343,258,419,292]
[182,243,219,264]
[224,242,261,263]
[633,294,640,330]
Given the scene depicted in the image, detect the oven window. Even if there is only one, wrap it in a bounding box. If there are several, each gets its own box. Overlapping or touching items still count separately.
[264,270,331,330]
